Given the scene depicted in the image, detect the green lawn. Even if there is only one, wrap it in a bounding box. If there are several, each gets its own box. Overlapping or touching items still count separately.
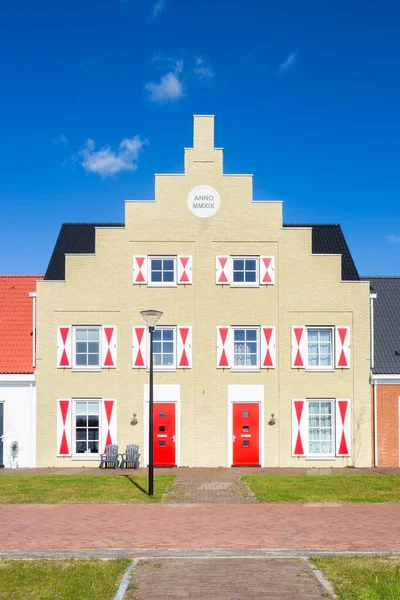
[313,556,400,600]
[242,475,400,502]
[0,474,174,503]
[0,559,131,600]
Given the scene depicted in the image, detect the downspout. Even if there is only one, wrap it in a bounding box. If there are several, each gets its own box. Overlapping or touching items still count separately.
[370,292,377,467]
[373,380,378,467]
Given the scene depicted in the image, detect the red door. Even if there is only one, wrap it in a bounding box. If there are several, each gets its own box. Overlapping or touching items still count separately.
[232,403,260,466]
[153,403,176,467]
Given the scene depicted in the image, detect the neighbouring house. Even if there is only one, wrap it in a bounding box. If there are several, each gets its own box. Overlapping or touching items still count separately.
[35,115,371,468]
[0,275,43,468]
[362,277,400,467]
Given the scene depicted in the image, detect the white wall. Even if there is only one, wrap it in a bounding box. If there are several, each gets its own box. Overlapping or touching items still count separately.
[0,377,36,468]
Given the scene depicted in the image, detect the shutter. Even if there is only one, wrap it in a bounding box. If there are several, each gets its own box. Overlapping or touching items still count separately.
[133,256,148,284]
[57,399,72,456]
[101,399,117,453]
[216,256,232,284]
[336,399,351,456]
[102,326,117,368]
[261,326,276,368]
[178,256,192,284]
[132,326,147,368]
[292,399,307,456]
[260,256,275,285]
[57,326,72,368]
[217,326,233,368]
[177,326,192,368]
[335,327,350,368]
[291,326,307,368]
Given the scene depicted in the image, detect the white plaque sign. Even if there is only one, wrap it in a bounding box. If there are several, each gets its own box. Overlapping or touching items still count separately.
[187,185,220,218]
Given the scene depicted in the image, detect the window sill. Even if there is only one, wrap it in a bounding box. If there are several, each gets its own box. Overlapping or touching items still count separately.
[147,368,177,372]
[305,368,335,373]
[230,284,260,288]
[231,368,261,373]
[147,283,177,288]
[305,456,337,461]
[72,368,102,373]
[72,456,100,461]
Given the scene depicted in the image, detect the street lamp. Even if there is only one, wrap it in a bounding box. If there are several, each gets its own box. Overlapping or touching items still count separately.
[140,309,163,496]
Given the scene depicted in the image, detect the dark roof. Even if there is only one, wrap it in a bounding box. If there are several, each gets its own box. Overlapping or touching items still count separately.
[283,224,359,281]
[44,223,124,280]
[45,222,359,282]
[360,277,400,374]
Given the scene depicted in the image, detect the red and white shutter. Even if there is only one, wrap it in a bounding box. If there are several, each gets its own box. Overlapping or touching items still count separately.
[177,326,192,368]
[335,327,350,368]
[133,256,148,284]
[178,256,192,284]
[261,326,276,368]
[57,326,72,368]
[336,399,351,456]
[216,256,232,285]
[102,326,117,368]
[132,326,147,368]
[291,326,307,368]
[57,399,72,456]
[217,326,233,368]
[101,399,117,452]
[292,399,307,456]
[260,256,275,285]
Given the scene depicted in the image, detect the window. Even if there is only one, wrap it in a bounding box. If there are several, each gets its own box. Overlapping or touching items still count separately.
[308,400,334,456]
[74,327,100,368]
[75,400,100,454]
[232,257,258,285]
[153,327,176,368]
[307,328,333,368]
[233,328,259,369]
[149,257,176,285]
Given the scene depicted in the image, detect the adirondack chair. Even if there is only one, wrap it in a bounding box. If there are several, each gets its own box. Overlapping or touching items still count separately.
[99,444,119,469]
[120,444,140,469]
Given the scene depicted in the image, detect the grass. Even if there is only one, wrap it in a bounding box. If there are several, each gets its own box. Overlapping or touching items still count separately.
[313,556,400,599]
[242,475,400,502]
[0,559,131,600]
[0,474,174,503]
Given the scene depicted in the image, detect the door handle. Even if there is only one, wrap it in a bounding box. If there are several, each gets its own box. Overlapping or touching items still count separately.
[172,435,176,443]
[232,435,236,442]
[0,435,3,442]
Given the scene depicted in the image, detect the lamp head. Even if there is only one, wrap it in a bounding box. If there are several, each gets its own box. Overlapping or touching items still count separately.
[140,309,163,327]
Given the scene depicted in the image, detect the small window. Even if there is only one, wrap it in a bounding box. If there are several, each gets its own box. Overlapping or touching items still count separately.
[243,425,249,432]
[307,328,333,368]
[159,411,165,417]
[75,400,100,454]
[308,400,334,456]
[242,411,249,418]
[159,425,166,432]
[149,256,176,286]
[153,327,176,369]
[242,440,250,447]
[232,257,259,286]
[233,328,259,369]
[159,440,166,447]
[74,327,100,368]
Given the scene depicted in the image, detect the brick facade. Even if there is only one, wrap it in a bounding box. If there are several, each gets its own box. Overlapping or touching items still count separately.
[376,384,400,467]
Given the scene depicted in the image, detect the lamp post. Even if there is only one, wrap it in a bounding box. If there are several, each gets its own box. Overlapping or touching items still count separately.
[140,309,163,496]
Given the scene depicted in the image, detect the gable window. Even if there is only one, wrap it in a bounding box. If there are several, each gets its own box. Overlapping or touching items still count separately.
[153,327,176,369]
[307,328,333,369]
[232,257,259,285]
[75,400,100,455]
[233,328,259,369]
[308,400,334,456]
[74,327,101,368]
[149,257,176,285]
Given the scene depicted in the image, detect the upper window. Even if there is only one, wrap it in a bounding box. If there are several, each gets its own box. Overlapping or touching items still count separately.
[307,328,333,369]
[233,328,259,369]
[74,327,101,368]
[308,400,334,456]
[75,400,100,455]
[149,257,176,285]
[232,257,259,285]
[153,327,176,369]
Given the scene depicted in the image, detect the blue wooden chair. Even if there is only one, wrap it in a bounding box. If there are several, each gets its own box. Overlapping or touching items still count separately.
[99,444,119,469]
[120,444,140,469]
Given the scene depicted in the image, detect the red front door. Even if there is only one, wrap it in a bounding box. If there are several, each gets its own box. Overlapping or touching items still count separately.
[153,403,176,467]
[232,403,260,466]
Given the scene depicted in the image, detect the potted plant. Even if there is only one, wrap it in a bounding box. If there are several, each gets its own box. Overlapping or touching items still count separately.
[10,441,19,469]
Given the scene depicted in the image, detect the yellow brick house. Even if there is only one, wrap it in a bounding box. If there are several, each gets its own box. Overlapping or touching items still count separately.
[35,115,371,467]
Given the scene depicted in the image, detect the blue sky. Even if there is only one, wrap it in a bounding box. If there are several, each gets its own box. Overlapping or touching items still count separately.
[1,0,400,275]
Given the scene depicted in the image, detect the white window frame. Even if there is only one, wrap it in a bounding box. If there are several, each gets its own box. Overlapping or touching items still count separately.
[148,256,177,287]
[231,326,260,371]
[230,256,260,287]
[151,326,177,371]
[306,326,334,371]
[72,326,102,371]
[306,399,335,458]
[72,399,101,458]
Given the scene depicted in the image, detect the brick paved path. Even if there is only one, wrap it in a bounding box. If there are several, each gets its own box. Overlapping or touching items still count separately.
[164,467,255,503]
[128,558,328,599]
[1,503,400,551]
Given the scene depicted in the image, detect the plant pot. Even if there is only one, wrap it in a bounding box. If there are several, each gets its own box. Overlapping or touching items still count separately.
[11,462,17,469]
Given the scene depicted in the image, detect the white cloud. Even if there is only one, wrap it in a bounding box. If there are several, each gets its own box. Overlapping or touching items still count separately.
[279,50,298,72]
[194,57,214,79]
[59,134,68,145]
[78,135,147,178]
[151,0,167,19]
[387,234,400,244]
[51,134,68,145]
[145,61,184,103]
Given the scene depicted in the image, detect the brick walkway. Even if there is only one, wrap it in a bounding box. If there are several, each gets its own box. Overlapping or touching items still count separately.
[1,503,400,551]
[164,467,255,503]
